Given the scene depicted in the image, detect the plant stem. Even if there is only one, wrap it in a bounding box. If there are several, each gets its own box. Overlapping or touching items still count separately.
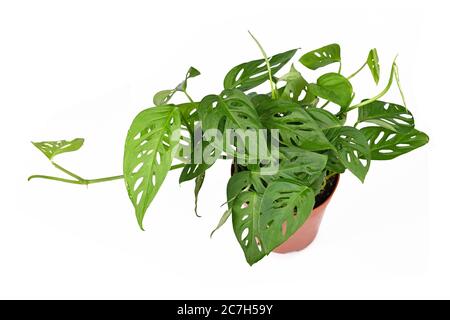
[52,161,84,181]
[28,164,185,185]
[183,91,194,103]
[338,61,342,74]
[248,31,277,99]
[342,57,397,114]
[347,62,367,80]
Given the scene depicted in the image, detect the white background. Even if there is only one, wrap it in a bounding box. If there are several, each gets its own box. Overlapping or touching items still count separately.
[0,0,449,299]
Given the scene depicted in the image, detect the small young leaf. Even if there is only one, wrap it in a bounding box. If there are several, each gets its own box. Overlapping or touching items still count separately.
[278,65,308,101]
[367,48,380,84]
[223,49,297,92]
[299,44,341,70]
[123,106,181,229]
[308,73,353,109]
[194,172,205,217]
[210,208,232,238]
[357,100,414,133]
[361,127,429,160]
[153,89,175,106]
[334,126,371,182]
[259,179,315,252]
[153,66,200,105]
[32,138,84,160]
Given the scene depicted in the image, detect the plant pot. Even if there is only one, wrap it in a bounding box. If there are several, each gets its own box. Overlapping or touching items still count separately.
[273,175,340,254]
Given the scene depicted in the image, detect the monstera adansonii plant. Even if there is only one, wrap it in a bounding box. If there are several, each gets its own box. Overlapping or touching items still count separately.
[30,36,429,265]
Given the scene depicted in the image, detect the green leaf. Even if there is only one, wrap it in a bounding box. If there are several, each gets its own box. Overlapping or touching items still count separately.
[278,64,308,101]
[32,138,84,160]
[224,49,297,92]
[153,89,175,106]
[177,66,201,92]
[367,48,380,84]
[232,191,265,265]
[123,106,181,229]
[259,180,315,252]
[210,208,232,238]
[299,44,341,70]
[277,147,328,185]
[258,100,332,151]
[361,127,429,160]
[335,126,371,182]
[199,89,262,131]
[308,73,353,109]
[227,171,266,202]
[194,172,205,217]
[153,66,200,105]
[357,100,414,133]
[324,150,346,174]
[306,108,341,130]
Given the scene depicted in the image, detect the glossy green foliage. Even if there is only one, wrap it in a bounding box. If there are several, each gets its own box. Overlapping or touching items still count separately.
[308,73,353,109]
[357,100,414,133]
[123,106,181,229]
[367,48,380,84]
[32,138,84,160]
[224,49,297,92]
[31,39,429,266]
[299,44,341,70]
[362,127,429,160]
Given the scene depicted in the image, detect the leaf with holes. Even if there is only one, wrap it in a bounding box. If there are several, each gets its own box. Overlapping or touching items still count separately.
[278,64,308,101]
[367,48,380,84]
[32,138,84,160]
[199,89,262,131]
[277,147,328,185]
[227,171,267,203]
[299,43,341,70]
[153,66,200,105]
[308,73,353,109]
[260,179,315,252]
[123,105,181,229]
[258,100,332,151]
[357,100,414,133]
[334,126,371,182]
[224,49,297,92]
[232,191,265,265]
[361,127,429,160]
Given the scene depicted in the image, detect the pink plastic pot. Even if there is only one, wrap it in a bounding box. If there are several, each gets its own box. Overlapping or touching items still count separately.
[274,175,340,254]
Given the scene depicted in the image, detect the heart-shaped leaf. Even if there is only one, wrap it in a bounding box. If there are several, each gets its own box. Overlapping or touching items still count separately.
[299,44,341,70]
[357,100,414,133]
[32,138,84,160]
[361,127,429,160]
[123,105,181,229]
[224,49,297,92]
[232,191,265,265]
[308,73,353,109]
[259,179,315,252]
[334,126,371,182]
[367,48,380,84]
[278,64,308,101]
[258,100,332,151]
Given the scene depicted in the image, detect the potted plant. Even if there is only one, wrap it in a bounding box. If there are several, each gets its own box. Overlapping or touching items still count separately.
[29,34,429,265]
